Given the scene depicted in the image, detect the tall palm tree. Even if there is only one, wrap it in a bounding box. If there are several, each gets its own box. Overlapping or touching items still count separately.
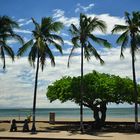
[112,11,140,130]
[68,13,111,132]
[0,16,24,69]
[17,17,63,133]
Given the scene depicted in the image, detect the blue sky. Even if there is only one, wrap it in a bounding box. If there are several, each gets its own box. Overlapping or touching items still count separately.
[0,0,140,108]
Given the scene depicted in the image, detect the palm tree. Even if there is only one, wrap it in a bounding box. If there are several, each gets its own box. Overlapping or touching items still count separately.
[112,11,140,130]
[68,13,111,132]
[0,16,24,69]
[17,17,63,133]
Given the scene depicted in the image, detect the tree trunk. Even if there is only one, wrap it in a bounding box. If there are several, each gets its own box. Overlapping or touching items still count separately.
[131,33,138,131]
[132,49,138,130]
[100,102,107,126]
[93,107,101,129]
[92,103,107,129]
[80,41,84,132]
[31,52,40,133]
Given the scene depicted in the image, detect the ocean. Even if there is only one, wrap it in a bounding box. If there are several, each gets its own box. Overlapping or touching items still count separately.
[0,108,140,120]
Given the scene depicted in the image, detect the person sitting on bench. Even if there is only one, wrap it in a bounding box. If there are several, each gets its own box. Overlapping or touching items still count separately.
[23,119,29,132]
[10,119,17,132]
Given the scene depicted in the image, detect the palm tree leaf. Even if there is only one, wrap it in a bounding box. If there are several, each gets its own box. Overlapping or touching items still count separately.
[3,45,14,61]
[84,45,91,61]
[94,19,107,33]
[112,25,128,34]
[71,36,80,48]
[47,34,64,45]
[49,22,63,32]
[118,34,129,58]
[17,39,33,56]
[41,17,63,33]
[67,45,77,67]
[0,40,4,45]
[89,34,111,48]
[71,24,79,33]
[135,34,140,48]
[48,39,63,54]
[11,34,24,44]
[116,30,129,45]
[67,36,80,67]
[39,39,47,70]
[28,42,37,67]
[87,42,104,64]
[32,18,40,32]
[44,42,55,67]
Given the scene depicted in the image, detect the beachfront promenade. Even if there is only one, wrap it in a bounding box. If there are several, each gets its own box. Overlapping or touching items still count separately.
[0,120,140,140]
[0,130,140,140]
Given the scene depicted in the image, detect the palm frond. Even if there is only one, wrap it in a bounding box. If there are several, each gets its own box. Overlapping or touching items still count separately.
[11,34,24,44]
[28,43,37,68]
[47,34,64,45]
[67,46,77,67]
[3,45,14,61]
[71,36,80,48]
[39,39,47,70]
[32,18,40,32]
[120,34,129,58]
[135,34,140,48]
[17,39,33,56]
[95,20,107,33]
[116,30,129,45]
[84,45,91,61]
[48,39,63,54]
[87,42,104,64]
[69,24,79,36]
[112,25,128,34]
[44,42,55,67]
[89,34,111,48]
[41,17,63,33]
[49,22,63,32]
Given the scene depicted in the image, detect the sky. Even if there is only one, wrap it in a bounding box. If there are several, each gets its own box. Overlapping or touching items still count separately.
[0,0,140,108]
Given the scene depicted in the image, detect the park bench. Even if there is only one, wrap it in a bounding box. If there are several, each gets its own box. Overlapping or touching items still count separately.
[10,119,30,132]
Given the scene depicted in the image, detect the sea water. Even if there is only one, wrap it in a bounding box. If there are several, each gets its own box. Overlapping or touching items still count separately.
[0,108,140,120]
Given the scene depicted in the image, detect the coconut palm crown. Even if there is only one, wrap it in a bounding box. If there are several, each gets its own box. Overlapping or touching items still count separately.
[17,17,63,132]
[0,16,24,69]
[112,11,140,130]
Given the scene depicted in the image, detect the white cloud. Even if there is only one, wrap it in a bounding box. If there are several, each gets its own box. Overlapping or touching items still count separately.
[75,3,95,13]
[18,18,26,23]
[0,47,140,108]
[64,40,73,46]
[53,9,65,18]
[52,9,79,27]
[19,19,32,27]
[53,9,125,35]
[61,33,69,37]
[14,28,32,34]
[7,39,18,45]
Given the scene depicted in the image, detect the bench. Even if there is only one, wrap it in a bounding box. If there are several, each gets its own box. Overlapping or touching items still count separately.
[10,119,30,132]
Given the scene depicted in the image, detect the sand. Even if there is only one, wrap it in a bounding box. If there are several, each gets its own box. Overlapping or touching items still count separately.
[0,117,140,139]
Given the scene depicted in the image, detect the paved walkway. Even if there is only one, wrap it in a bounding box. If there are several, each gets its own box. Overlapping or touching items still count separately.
[0,131,114,140]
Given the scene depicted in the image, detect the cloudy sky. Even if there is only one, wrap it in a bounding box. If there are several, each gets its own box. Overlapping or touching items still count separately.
[0,0,140,108]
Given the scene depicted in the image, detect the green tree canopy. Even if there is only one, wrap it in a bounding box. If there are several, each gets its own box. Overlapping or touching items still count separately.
[47,71,140,127]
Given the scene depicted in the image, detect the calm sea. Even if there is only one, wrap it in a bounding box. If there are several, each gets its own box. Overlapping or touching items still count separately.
[0,108,140,120]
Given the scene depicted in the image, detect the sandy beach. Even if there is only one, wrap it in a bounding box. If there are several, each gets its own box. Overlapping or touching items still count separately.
[0,117,140,139]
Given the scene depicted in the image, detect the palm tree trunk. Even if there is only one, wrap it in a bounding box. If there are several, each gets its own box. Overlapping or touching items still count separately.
[131,49,138,130]
[80,42,84,133]
[1,46,6,70]
[31,52,40,133]
[131,33,138,131]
